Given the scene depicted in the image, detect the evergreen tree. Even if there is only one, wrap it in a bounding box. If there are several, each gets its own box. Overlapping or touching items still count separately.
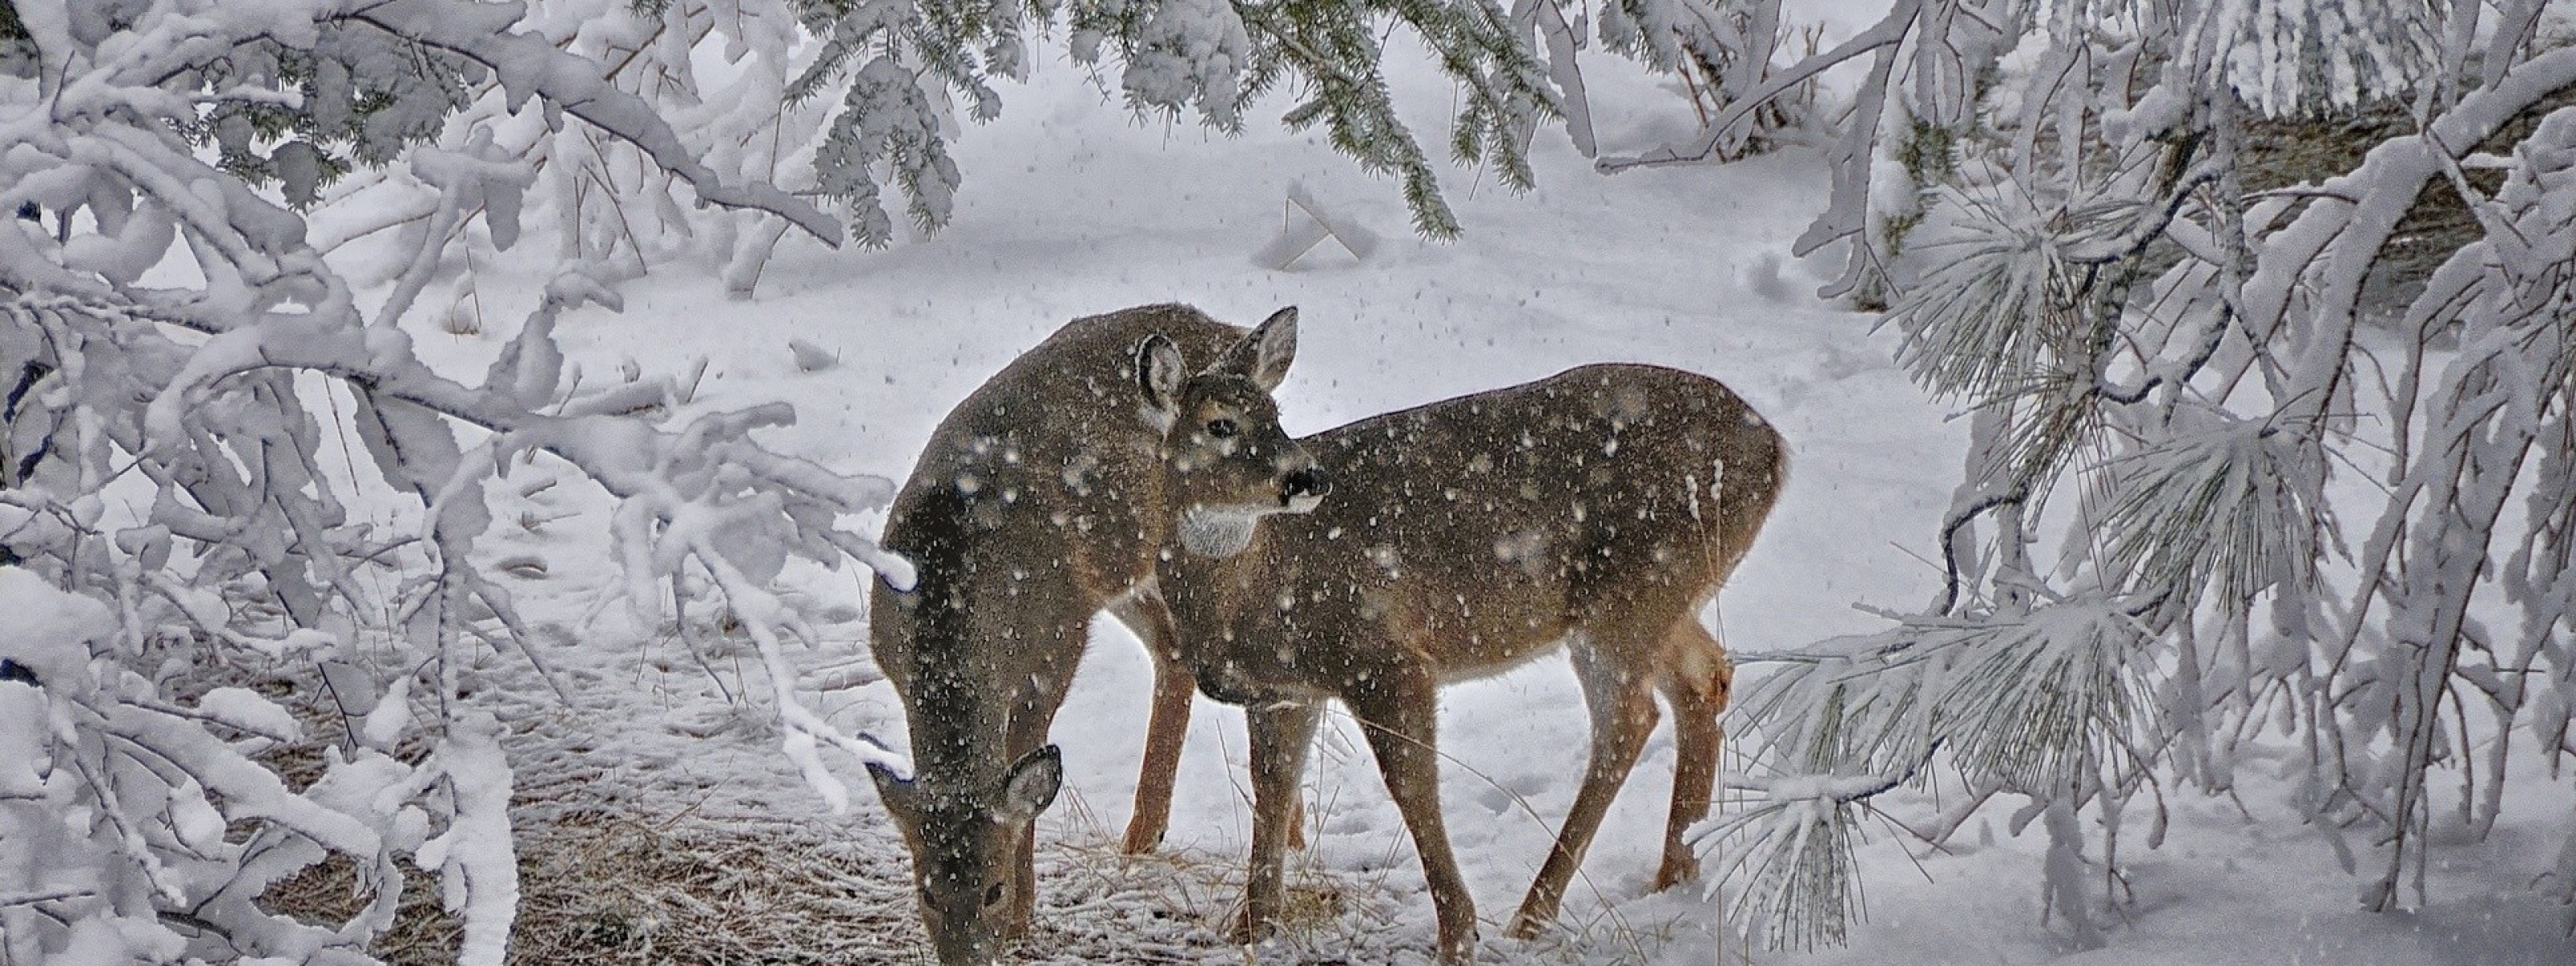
[1604,0,2576,950]
[789,0,1558,242]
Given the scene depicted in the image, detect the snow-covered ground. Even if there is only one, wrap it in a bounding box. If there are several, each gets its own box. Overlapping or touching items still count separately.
[373,25,2576,966]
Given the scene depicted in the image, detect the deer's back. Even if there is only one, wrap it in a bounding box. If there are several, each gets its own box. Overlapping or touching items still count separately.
[1174,364,1784,695]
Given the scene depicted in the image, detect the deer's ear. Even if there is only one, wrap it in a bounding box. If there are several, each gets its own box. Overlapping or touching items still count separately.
[1135,334,1185,430]
[1212,307,1298,392]
[996,745,1063,823]
[869,761,921,829]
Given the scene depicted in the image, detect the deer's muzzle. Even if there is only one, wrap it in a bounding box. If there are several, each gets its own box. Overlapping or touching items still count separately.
[1281,465,1331,510]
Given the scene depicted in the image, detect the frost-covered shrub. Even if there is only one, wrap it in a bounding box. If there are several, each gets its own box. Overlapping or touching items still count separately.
[1584,0,1823,159]
[0,2,907,963]
[1604,0,2576,951]
[287,0,850,302]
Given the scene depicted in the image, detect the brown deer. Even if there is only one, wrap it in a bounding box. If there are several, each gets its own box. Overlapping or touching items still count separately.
[1138,361,1785,964]
[865,304,1327,966]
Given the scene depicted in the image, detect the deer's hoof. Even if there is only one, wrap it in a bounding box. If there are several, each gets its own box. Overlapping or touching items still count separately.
[1229,907,1267,946]
[1438,929,1480,964]
[1651,854,1700,893]
[1120,828,1163,856]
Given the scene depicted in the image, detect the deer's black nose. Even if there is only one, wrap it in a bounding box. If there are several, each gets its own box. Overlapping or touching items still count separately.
[1283,466,1331,501]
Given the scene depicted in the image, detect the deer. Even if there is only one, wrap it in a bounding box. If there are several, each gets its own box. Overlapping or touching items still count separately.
[865,303,1327,966]
[1133,359,1787,964]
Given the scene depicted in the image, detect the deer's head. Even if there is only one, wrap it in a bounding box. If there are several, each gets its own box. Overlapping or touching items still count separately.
[869,746,1061,966]
[1137,308,1330,556]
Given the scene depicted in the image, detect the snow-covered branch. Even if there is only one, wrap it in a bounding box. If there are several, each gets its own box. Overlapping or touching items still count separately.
[0,4,910,962]
[1713,2,2576,943]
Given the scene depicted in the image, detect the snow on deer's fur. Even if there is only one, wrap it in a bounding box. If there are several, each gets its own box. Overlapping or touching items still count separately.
[865,304,1322,966]
[1144,361,1785,964]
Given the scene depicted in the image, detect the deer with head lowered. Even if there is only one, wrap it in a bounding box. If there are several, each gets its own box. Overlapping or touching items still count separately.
[865,304,1324,966]
[1133,358,1786,964]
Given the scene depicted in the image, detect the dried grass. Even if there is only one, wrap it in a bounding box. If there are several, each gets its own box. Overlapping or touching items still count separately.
[266,808,923,965]
[259,798,1662,964]
[242,631,1670,965]
[255,791,1418,964]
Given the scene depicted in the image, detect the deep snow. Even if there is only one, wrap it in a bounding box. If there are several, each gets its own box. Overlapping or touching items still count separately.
[361,19,2576,966]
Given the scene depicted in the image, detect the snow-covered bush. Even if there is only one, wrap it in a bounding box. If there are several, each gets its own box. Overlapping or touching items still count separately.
[0,2,910,963]
[303,0,847,301]
[1607,0,2576,951]
[1573,0,1824,159]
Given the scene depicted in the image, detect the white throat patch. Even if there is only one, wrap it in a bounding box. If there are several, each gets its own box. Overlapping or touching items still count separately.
[1179,507,1265,557]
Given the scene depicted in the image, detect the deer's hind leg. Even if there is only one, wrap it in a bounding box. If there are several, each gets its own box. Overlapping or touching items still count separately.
[1110,588,1194,854]
[1654,615,1732,891]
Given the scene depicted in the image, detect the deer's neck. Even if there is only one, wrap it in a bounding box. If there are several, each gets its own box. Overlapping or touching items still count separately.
[1178,506,1264,558]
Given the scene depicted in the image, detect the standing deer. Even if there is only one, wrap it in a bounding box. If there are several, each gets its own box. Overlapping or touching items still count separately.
[866,304,1326,966]
[1137,360,1785,964]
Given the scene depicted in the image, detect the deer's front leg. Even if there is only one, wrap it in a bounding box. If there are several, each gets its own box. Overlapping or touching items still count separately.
[1236,699,1323,945]
[1350,670,1477,965]
[1000,622,1084,939]
[1513,638,1661,936]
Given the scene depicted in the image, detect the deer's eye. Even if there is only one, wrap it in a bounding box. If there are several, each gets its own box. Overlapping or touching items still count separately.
[1206,419,1239,439]
[983,881,1005,907]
